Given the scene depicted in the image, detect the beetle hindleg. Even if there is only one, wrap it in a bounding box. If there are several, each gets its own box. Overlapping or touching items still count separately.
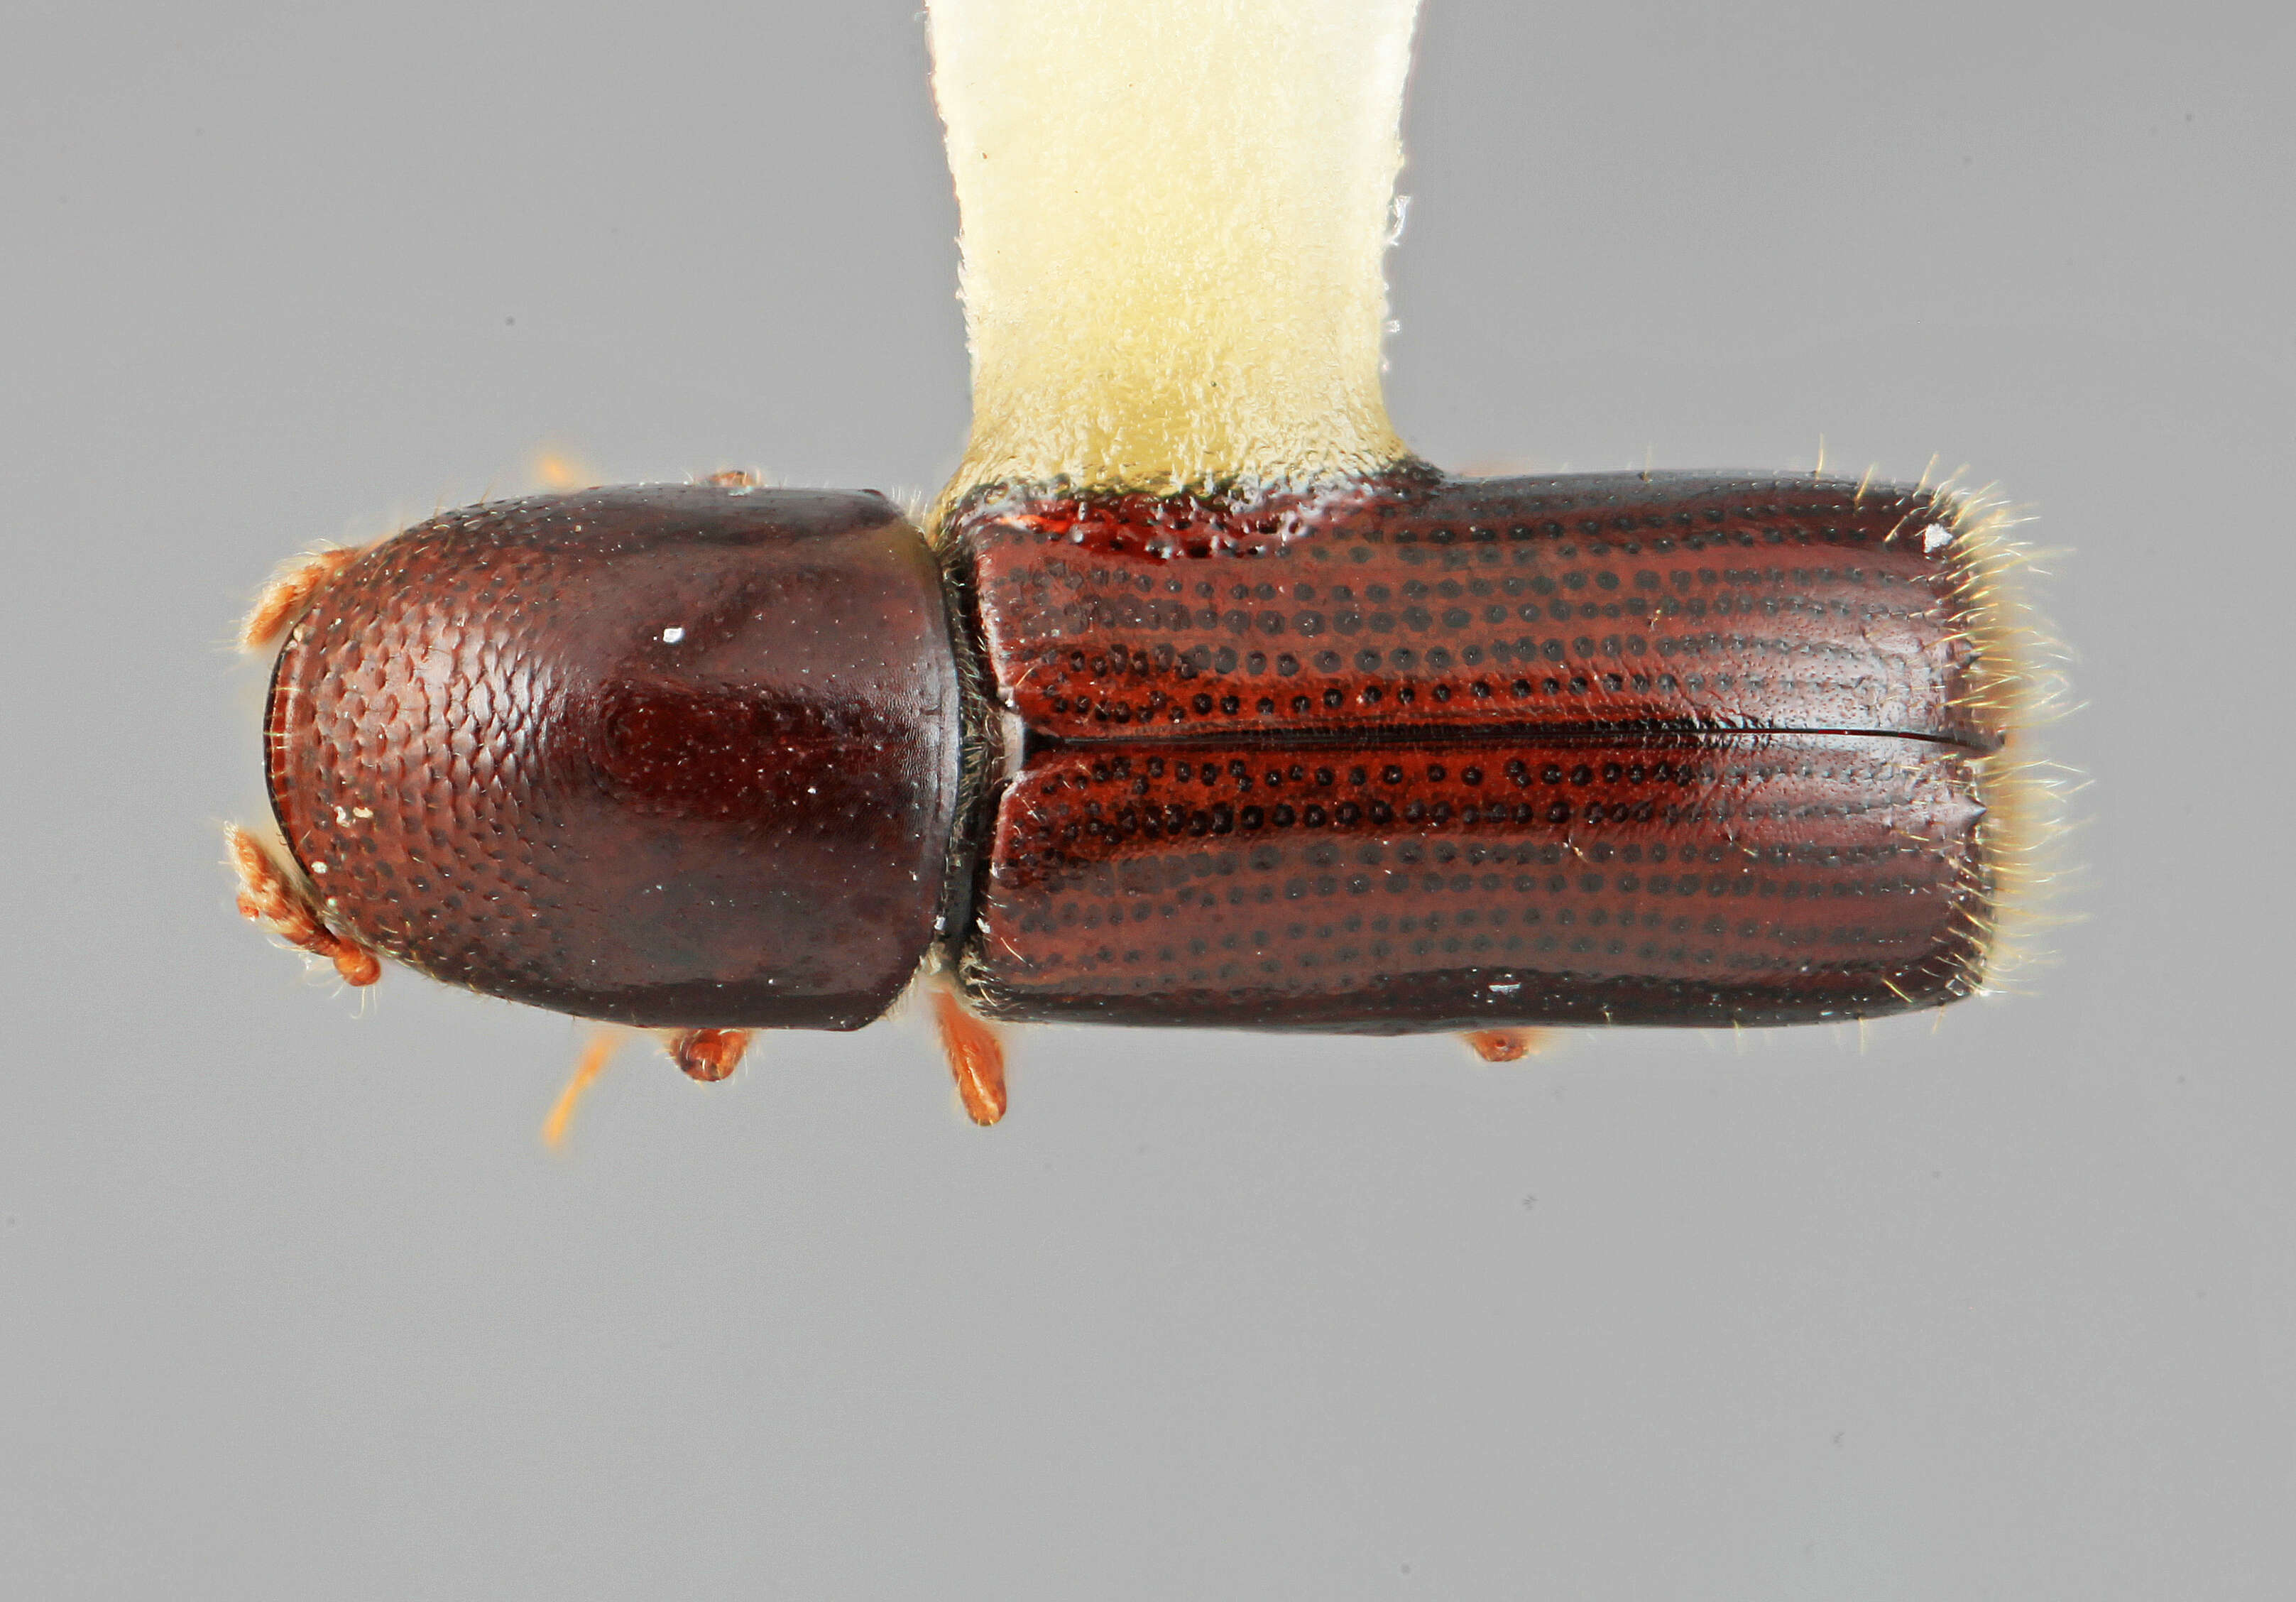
[1460,1029,1550,1064]
[931,982,1007,1126]
[668,1028,750,1083]
[226,825,381,986]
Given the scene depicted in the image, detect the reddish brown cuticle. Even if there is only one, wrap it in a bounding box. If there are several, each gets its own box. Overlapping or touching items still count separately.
[258,468,2009,1045]
[669,1028,750,1082]
[1463,1030,1543,1063]
[265,484,963,1030]
[951,470,1999,751]
[948,470,2002,1030]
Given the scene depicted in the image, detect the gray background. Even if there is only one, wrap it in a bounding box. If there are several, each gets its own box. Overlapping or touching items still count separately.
[4,1,2290,1596]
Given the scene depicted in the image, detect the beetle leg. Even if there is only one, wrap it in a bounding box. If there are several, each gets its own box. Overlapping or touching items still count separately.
[529,449,601,491]
[238,547,365,653]
[668,1028,750,1082]
[1460,1029,1550,1064]
[931,982,1008,1126]
[226,825,381,986]
[542,1028,627,1149]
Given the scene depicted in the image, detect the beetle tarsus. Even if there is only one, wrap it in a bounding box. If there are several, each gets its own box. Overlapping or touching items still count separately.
[1461,1029,1548,1064]
[931,983,1007,1126]
[669,1028,750,1083]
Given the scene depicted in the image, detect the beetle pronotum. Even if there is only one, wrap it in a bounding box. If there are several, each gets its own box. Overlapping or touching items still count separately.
[231,0,2062,1131]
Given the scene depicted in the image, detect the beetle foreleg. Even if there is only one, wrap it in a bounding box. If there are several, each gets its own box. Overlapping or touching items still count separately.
[667,1029,750,1083]
[541,1028,627,1150]
[1460,1030,1550,1064]
[931,981,1008,1126]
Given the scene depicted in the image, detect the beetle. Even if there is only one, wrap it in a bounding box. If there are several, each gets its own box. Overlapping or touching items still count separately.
[229,0,2055,1128]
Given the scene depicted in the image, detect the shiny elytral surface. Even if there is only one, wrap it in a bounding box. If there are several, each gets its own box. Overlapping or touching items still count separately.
[951,472,2006,1030]
[951,471,2003,751]
[965,731,1987,1028]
